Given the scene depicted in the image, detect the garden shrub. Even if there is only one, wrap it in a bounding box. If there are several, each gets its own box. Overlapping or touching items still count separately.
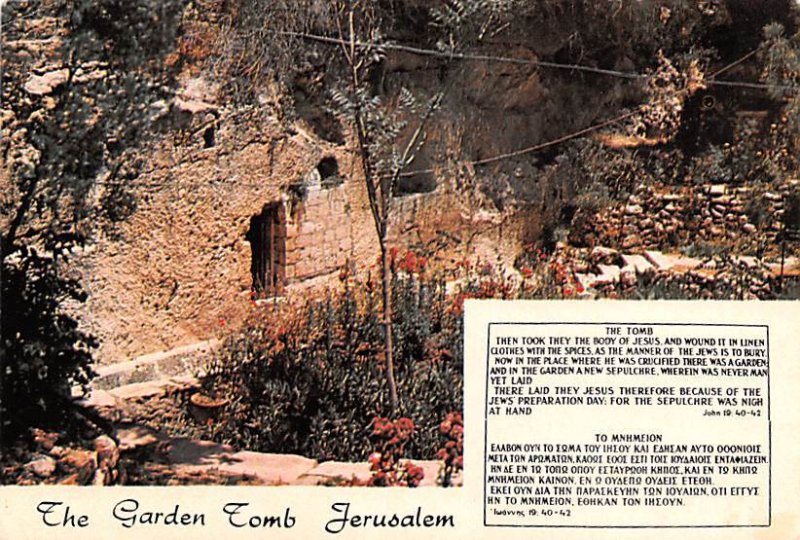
[366,417,425,487]
[196,258,464,462]
[1,249,98,443]
[190,251,602,462]
[437,412,464,487]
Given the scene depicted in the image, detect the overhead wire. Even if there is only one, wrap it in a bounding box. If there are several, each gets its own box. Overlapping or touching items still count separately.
[275,30,646,80]
[395,45,789,178]
[279,30,799,92]
[89,38,796,188]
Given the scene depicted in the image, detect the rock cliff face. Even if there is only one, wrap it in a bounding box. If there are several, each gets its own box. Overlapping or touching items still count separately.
[56,59,547,362]
[4,6,564,364]
[6,0,798,362]
[68,99,509,363]
[1,3,549,363]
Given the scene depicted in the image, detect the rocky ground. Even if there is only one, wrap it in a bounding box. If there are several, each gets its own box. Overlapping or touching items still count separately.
[2,374,458,487]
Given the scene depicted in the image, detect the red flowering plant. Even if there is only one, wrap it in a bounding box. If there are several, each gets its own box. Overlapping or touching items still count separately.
[191,261,462,465]
[513,244,592,299]
[437,412,464,487]
[396,250,427,274]
[447,257,517,317]
[367,417,425,487]
[548,258,587,297]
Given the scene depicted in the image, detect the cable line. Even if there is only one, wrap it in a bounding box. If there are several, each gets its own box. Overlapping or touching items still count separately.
[87,46,796,188]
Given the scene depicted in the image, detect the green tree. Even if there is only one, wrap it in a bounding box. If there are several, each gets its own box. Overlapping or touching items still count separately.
[328,0,443,412]
[1,0,182,442]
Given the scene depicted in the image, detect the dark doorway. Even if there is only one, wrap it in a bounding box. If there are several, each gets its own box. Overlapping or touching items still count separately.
[246,203,286,297]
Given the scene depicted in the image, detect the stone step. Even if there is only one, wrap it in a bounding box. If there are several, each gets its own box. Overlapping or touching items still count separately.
[643,250,702,272]
[767,257,800,277]
[596,264,621,283]
[76,375,199,406]
[114,424,457,486]
[621,254,654,273]
[91,339,219,390]
[163,438,318,486]
[116,425,163,452]
[574,248,795,291]
[574,272,598,291]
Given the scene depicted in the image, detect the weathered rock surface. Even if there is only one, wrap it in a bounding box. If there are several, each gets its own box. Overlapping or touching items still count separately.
[58,449,97,484]
[573,180,799,255]
[24,455,57,478]
[116,425,161,452]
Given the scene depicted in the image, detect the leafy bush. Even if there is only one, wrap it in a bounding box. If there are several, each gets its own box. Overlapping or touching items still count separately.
[188,251,598,462]
[1,249,97,440]
[195,259,463,462]
[436,412,464,487]
[1,0,182,446]
[366,417,425,487]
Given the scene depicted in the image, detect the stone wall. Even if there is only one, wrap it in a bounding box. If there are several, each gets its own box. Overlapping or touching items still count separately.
[71,114,340,362]
[572,181,797,253]
[70,106,509,364]
[287,180,355,283]
[4,7,554,368]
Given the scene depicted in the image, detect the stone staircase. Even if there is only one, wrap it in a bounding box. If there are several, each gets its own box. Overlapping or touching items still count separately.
[91,339,220,390]
[74,339,219,407]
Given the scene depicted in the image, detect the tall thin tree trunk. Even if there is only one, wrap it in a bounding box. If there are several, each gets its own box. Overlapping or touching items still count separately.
[381,240,399,412]
[779,223,786,292]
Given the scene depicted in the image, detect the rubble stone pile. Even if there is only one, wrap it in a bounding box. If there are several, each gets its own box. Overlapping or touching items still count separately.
[572,181,798,254]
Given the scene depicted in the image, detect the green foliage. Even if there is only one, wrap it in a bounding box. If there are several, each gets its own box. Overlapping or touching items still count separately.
[196,266,462,461]
[684,117,776,187]
[758,23,800,182]
[210,0,337,105]
[430,0,716,60]
[1,0,183,444]
[575,142,645,202]
[329,86,440,186]
[679,242,728,259]
[783,189,800,235]
[436,412,464,487]
[745,192,773,230]
[431,0,523,49]
[1,249,97,436]
[365,417,425,487]
[761,23,800,101]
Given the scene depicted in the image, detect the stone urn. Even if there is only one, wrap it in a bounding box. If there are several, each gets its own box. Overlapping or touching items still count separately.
[189,392,229,424]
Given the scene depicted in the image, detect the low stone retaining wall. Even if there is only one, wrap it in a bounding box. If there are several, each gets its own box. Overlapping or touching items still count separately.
[91,339,219,390]
[574,181,798,252]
